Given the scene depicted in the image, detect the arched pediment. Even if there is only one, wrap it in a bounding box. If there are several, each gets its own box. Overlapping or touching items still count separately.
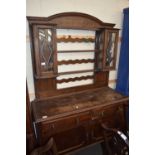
[27,12,115,29]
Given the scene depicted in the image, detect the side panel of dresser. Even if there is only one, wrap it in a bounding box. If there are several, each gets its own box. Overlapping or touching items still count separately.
[34,101,128,154]
[26,83,37,154]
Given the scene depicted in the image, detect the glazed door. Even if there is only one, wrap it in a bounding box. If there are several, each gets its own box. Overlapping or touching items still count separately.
[32,25,57,78]
[103,29,119,70]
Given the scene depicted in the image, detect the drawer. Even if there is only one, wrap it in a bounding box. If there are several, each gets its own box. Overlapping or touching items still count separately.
[91,106,120,120]
[53,117,76,131]
[39,112,92,136]
[40,116,77,134]
[77,112,91,125]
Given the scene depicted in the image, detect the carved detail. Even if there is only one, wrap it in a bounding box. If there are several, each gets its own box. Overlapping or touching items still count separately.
[27,12,115,29]
[58,59,94,65]
[57,35,95,42]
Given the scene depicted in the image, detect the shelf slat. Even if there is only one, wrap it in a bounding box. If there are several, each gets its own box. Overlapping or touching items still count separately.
[58,59,94,65]
[58,69,95,76]
[57,50,99,53]
[34,74,58,79]
[57,75,94,84]
[57,36,95,43]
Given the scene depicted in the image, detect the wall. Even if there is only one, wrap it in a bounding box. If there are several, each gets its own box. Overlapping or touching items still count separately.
[26,0,129,100]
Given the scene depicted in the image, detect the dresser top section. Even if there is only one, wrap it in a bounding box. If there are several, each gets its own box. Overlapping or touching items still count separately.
[32,87,128,123]
[27,12,115,30]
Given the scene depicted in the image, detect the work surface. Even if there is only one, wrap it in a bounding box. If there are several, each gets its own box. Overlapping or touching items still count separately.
[32,87,128,123]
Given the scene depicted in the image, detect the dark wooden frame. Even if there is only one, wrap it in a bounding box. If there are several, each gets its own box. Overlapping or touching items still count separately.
[32,24,58,78]
[27,12,128,155]
[103,28,119,71]
[26,82,36,154]
[27,12,119,100]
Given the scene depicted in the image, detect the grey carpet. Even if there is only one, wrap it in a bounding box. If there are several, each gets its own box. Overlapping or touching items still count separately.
[71,144,106,155]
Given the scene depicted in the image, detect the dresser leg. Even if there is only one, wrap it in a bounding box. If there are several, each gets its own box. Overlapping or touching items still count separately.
[103,130,112,155]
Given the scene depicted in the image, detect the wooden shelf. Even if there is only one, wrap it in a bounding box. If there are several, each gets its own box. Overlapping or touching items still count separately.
[57,35,95,43]
[57,50,99,53]
[58,59,94,65]
[57,75,94,84]
[34,74,58,79]
[34,69,102,78]
[58,69,95,76]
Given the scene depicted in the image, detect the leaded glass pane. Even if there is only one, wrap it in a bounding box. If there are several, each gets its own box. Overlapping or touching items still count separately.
[106,32,116,67]
[95,32,104,71]
[39,29,54,72]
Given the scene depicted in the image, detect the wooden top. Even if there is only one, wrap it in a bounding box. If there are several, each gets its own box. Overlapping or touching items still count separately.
[32,87,128,123]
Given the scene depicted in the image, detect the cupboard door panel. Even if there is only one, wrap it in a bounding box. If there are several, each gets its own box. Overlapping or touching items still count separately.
[37,125,86,154]
[33,25,57,78]
[54,127,86,154]
[103,29,119,70]
[94,30,104,71]
[39,28,54,73]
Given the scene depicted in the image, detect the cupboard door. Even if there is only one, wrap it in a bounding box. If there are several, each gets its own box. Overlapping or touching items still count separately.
[37,124,86,154]
[33,25,57,78]
[54,127,86,154]
[103,29,119,70]
[94,30,104,71]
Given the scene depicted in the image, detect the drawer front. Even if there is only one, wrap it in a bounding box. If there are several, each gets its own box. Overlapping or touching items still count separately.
[36,104,126,146]
[90,105,126,142]
[41,117,77,134]
[39,112,91,135]
[53,117,76,132]
[77,112,91,125]
[91,106,119,121]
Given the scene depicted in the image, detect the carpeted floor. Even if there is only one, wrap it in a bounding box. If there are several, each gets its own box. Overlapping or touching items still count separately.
[71,144,106,155]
